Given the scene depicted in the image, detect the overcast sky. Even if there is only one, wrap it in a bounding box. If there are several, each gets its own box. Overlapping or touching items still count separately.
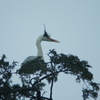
[0,0,100,100]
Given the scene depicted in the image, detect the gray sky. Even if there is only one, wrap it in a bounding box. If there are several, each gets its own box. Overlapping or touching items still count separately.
[0,0,100,100]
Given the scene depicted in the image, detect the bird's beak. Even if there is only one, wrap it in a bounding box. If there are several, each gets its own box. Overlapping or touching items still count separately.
[50,38,60,43]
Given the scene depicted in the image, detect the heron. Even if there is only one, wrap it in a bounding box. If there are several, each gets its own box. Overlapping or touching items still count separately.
[22,25,60,64]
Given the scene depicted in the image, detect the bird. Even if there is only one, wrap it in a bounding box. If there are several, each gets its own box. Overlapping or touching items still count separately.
[22,25,60,64]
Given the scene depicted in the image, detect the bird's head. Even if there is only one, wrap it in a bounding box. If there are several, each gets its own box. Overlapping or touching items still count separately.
[42,25,60,43]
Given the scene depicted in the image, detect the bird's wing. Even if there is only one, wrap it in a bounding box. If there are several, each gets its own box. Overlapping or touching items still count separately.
[22,56,36,64]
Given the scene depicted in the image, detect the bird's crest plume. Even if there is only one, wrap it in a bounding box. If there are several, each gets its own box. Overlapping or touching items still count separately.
[44,24,46,32]
[43,24,50,38]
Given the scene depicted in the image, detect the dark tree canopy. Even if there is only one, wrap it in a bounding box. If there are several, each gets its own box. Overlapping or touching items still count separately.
[0,50,99,100]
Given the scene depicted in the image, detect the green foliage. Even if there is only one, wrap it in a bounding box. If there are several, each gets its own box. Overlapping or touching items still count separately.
[19,57,46,75]
[0,50,99,100]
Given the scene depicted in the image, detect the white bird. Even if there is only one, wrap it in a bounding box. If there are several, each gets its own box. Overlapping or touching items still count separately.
[22,26,60,64]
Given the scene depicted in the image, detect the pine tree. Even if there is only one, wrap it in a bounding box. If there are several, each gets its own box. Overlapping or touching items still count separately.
[0,50,99,100]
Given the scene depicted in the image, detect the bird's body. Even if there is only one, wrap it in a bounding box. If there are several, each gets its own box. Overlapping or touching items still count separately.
[22,26,59,64]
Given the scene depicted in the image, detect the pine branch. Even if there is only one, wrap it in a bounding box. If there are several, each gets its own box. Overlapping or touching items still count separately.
[50,79,53,100]
[32,70,62,86]
[0,87,37,95]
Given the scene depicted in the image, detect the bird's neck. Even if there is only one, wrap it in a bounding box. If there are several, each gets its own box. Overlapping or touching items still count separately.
[36,36,44,59]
